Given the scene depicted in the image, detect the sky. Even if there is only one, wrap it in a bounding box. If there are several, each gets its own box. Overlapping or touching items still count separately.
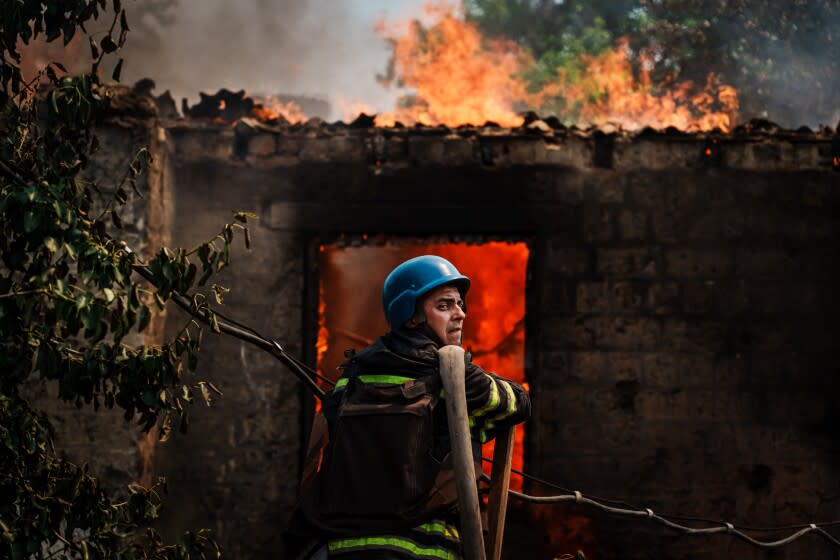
[120,0,426,119]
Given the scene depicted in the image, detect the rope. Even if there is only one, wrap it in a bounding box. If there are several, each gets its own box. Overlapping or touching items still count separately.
[483,458,840,534]
[482,457,639,510]
[505,488,840,548]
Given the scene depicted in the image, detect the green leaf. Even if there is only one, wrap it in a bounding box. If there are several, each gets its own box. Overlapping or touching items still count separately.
[187,345,198,372]
[210,313,221,334]
[179,410,189,434]
[158,413,172,442]
[234,211,258,222]
[197,382,212,405]
[112,58,124,81]
[137,304,151,332]
[44,237,58,253]
[211,284,229,305]
[120,9,130,33]
[207,382,223,397]
[103,288,115,303]
[23,210,40,232]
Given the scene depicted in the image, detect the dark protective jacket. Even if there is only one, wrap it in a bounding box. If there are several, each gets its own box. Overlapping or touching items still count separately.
[291,325,531,558]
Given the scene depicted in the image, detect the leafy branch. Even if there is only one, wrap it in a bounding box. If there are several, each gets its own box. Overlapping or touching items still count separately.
[0,2,254,558]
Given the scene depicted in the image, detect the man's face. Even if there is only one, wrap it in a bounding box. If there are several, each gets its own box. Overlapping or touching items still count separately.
[418,285,466,346]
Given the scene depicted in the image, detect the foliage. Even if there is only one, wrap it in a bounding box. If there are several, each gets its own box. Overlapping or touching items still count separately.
[465,0,840,126]
[1,2,252,558]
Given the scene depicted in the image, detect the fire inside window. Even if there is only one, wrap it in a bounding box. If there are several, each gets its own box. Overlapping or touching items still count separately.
[316,241,529,489]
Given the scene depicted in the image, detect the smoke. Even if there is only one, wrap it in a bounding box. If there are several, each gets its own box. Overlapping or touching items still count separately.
[110,0,839,128]
[746,24,840,128]
[118,0,421,120]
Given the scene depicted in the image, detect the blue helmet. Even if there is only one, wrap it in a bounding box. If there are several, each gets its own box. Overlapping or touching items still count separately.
[382,255,470,328]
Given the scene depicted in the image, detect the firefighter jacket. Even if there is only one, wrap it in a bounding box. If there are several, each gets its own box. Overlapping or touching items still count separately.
[293,325,531,559]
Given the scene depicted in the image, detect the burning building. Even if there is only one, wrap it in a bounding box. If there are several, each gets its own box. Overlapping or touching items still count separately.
[30,81,833,559]
[20,5,840,559]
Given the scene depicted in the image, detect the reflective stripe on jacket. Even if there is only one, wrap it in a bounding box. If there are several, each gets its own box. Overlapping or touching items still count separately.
[331,326,531,446]
[328,519,461,560]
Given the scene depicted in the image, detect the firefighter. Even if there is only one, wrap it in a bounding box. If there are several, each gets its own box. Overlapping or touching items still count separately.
[292,255,530,560]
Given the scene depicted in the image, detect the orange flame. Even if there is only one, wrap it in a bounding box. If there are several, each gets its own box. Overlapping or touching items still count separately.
[251,96,307,124]
[371,2,543,127]
[360,2,739,131]
[559,39,739,131]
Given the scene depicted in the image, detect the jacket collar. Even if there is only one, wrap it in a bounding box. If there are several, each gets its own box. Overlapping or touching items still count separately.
[346,325,442,371]
[384,325,442,363]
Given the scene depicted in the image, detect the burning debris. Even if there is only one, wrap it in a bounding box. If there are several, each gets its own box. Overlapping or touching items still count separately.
[181,88,309,125]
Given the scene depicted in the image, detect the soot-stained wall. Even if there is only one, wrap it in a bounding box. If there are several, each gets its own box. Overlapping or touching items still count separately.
[68,110,839,559]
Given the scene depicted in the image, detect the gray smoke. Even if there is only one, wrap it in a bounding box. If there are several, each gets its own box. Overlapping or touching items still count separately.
[113,0,840,128]
[747,30,840,129]
[118,0,411,120]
